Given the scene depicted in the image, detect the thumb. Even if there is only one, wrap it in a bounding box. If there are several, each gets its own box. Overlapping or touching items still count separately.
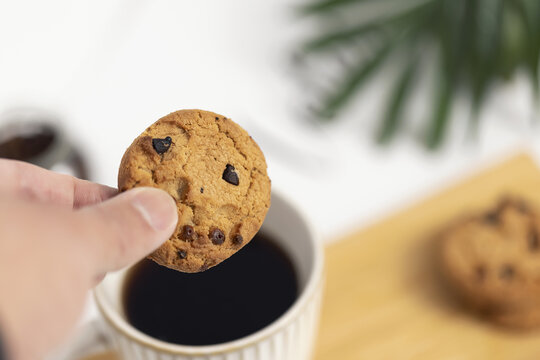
[76,187,178,272]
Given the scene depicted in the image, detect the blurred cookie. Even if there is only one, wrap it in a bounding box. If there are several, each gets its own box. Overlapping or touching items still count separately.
[490,304,540,330]
[118,109,271,273]
[440,197,540,327]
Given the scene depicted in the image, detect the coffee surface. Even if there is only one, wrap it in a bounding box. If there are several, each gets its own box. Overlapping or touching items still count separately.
[0,127,55,160]
[123,233,298,345]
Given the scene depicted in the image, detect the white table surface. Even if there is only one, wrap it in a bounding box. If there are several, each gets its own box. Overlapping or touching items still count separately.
[1,1,540,355]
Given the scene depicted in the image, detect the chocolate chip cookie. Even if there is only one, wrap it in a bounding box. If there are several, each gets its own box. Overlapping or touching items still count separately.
[118,110,271,273]
[440,197,540,328]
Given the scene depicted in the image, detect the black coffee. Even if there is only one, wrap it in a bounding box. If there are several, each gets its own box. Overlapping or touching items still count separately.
[0,125,55,160]
[123,233,298,346]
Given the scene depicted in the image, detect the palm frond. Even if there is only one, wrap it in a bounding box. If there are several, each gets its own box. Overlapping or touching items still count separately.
[304,2,430,52]
[377,54,419,144]
[498,0,527,79]
[317,39,394,119]
[425,72,454,149]
[300,0,540,149]
[513,0,540,98]
[466,0,503,126]
[300,0,371,15]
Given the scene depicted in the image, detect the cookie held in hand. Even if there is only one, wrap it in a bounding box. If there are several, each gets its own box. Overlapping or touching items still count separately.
[118,110,271,273]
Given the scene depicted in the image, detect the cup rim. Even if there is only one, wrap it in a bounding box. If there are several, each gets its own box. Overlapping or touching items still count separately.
[94,190,324,355]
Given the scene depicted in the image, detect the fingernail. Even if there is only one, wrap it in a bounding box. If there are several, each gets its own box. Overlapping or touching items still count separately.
[130,188,178,232]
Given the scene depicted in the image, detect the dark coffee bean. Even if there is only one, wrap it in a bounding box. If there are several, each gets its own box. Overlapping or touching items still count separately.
[232,234,243,246]
[152,136,172,154]
[210,228,225,245]
[177,250,187,259]
[182,225,195,241]
[475,265,486,282]
[222,164,239,186]
[499,265,515,280]
[529,228,539,251]
[483,211,499,225]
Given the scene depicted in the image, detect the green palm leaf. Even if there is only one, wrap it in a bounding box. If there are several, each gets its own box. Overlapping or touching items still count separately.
[469,0,502,122]
[304,2,430,52]
[425,72,454,149]
[513,0,540,98]
[424,0,467,148]
[377,54,419,144]
[301,0,371,14]
[318,39,394,119]
[300,0,540,149]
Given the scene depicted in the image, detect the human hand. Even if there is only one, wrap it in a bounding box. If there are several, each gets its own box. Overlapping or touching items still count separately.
[0,160,178,360]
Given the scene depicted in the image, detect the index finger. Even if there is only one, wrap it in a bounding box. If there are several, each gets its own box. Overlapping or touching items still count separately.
[0,159,117,208]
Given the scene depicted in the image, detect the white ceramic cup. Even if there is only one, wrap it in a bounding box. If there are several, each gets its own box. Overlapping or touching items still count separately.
[94,191,324,360]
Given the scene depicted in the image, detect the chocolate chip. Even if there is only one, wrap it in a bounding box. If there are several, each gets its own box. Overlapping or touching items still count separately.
[529,228,539,251]
[475,265,486,282]
[200,187,204,193]
[232,234,243,246]
[177,250,187,259]
[200,263,209,272]
[483,211,499,225]
[182,225,195,241]
[222,164,239,186]
[499,265,515,280]
[152,136,172,154]
[215,117,219,120]
[210,228,225,245]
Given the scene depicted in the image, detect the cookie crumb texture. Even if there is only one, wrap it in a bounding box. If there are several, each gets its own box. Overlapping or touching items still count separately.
[118,110,271,273]
[440,197,540,329]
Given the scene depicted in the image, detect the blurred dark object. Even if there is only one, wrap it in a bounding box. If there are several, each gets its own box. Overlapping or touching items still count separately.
[0,123,56,160]
[299,0,540,149]
[0,108,89,179]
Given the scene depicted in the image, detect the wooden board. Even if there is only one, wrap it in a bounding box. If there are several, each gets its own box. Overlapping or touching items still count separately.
[314,154,540,360]
[79,351,119,360]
